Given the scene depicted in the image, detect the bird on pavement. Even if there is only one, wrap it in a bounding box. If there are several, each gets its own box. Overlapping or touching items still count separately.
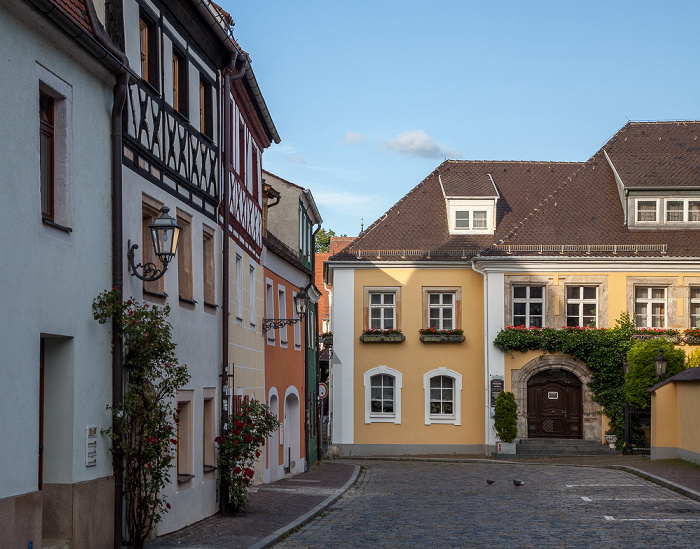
[513,479,525,487]
[486,479,496,485]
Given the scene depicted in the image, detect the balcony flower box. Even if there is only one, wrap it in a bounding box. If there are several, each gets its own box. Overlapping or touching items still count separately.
[684,329,700,345]
[632,329,680,343]
[418,328,465,343]
[360,329,405,343]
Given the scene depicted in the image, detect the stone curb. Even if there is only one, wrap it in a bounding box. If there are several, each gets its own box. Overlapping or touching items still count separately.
[343,456,700,503]
[246,464,361,549]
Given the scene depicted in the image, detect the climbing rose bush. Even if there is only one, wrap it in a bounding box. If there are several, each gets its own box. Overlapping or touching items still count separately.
[93,289,189,548]
[217,400,280,511]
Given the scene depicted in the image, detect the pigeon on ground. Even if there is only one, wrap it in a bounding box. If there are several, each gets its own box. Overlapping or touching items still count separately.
[486,479,496,485]
[513,479,525,487]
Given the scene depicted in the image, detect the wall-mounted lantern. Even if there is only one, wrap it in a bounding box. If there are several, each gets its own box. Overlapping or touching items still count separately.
[263,289,309,333]
[127,206,181,282]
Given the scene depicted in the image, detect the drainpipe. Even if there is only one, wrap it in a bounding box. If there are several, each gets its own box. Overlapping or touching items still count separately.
[220,51,247,513]
[471,257,492,455]
[302,224,322,468]
[84,2,133,547]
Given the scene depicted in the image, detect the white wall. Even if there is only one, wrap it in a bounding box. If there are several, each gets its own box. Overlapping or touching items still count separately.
[0,3,114,497]
[330,268,355,445]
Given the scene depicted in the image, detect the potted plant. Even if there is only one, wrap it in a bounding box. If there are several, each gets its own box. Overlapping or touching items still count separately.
[359,328,405,343]
[604,429,617,449]
[494,391,518,454]
[418,327,465,343]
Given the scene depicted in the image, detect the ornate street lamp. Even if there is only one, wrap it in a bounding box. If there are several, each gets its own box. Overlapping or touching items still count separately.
[263,289,309,333]
[127,206,182,282]
[654,349,668,380]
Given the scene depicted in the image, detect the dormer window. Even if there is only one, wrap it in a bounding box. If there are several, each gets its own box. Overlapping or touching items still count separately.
[633,197,700,227]
[448,200,495,234]
[666,199,700,223]
[636,199,658,223]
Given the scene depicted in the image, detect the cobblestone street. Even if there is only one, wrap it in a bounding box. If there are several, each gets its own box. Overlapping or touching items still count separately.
[274,460,700,548]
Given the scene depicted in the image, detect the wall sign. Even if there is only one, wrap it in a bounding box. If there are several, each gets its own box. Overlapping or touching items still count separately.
[490,378,504,406]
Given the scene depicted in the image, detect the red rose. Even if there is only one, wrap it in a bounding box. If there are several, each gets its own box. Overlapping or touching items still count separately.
[255,451,260,458]
[244,434,253,443]
[244,468,254,478]
[146,463,151,469]
[234,466,241,474]
[166,503,171,509]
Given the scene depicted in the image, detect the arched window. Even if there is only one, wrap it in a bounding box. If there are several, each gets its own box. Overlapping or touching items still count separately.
[363,366,402,424]
[423,368,462,425]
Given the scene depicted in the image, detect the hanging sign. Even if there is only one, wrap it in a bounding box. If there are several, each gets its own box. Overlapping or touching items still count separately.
[318,382,328,399]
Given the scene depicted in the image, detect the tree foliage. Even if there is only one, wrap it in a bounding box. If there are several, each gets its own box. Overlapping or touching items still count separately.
[315,228,347,252]
[93,289,190,549]
[624,339,685,409]
[493,391,518,442]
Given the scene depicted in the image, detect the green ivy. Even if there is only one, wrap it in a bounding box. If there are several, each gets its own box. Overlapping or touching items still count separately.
[625,339,685,408]
[493,313,636,443]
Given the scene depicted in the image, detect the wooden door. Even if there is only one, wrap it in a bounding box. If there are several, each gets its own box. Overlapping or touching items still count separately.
[527,370,582,438]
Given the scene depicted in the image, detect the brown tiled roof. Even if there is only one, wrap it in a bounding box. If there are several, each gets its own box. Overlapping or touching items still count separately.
[332,121,700,262]
[605,122,700,189]
[329,236,356,255]
[500,122,700,257]
[442,171,498,198]
[53,0,94,36]
[337,161,581,257]
[649,366,700,392]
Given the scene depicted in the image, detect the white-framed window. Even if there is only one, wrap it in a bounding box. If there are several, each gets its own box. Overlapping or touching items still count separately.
[691,288,700,328]
[636,199,659,223]
[266,279,275,344]
[363,366,402,424]
[665,199,700,223]
[635,287,666,328]
[423,368,462,425]
[448,199,496,235]
[428,292,455,330]
[37,64,73,239]
[512,286,544,328]
[249,265,256,326]
[278,286,287,346]
[369,292,396,330]
[566,286,598,327]
[235,254,243,320]
[455,209,488,230]
[293,291,302,349]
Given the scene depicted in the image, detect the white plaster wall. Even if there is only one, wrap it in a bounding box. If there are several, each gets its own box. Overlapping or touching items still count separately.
[330,268,354,445]
[0,3,114,498]
[263,172,302,252]
[484,271,505,447]
[121,166,222,534]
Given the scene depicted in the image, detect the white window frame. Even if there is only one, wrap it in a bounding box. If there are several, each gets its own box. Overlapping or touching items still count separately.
[664,198,700,224]
[364,366,402,424]
[293,291,302,350]
[635,286,667,328]
[428,292,455,330]
[249,264,256,326]
[37,64,73,242]
[565,286,598,328]
[266,279,275,344]
[278,285,288,346]
[447,199,495,235]
[235,253,243,320]
[690,288,700,328]
[512,285,545,328]
[368,292,396,330]
[635,199,659,224]
[423,368,462,425]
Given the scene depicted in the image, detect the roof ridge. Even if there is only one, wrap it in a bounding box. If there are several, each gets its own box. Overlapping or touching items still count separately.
[445,159,582,165]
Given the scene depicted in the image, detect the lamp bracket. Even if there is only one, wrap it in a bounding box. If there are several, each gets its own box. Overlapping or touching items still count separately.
[262,315,305,333]
[127,239,168,282]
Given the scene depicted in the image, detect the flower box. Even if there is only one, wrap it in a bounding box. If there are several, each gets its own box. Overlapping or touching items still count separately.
[632,333,680,343]
[604,434,617,450]
[685,335,700,345]
[359,333,406,343]
[419,334,466,343]
[497,441,516,455]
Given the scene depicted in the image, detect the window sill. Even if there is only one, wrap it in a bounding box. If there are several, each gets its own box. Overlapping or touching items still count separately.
[204,301,218,309]
[419,334,466,343]
[42,218,72,233]
[177,473,195,483]
[203,465,217,473]
[143,289,168,300]
[179,296,197,306]
[360,333,405,343]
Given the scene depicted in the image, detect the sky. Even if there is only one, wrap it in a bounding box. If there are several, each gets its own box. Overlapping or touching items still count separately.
[219,0,700,237]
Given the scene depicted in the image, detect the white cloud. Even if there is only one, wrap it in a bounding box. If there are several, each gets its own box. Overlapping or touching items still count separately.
[383,130,462,159]
[287,155,306,165]
[344,131,367,145]
[313,190,375,209]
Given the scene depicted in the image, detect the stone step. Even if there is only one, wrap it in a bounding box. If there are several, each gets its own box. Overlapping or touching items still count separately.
[512,438,616,457]
[43,539,71,549]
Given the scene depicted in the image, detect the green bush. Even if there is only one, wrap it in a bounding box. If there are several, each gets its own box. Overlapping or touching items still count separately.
[494,391,518,442]
[687,347,700,369]
[624,339,685,409]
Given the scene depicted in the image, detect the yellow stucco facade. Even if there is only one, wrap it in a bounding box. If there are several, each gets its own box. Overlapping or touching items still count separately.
[651,381,700,464]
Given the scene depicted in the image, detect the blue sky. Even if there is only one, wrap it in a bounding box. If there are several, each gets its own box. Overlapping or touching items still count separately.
[220,0,700,237]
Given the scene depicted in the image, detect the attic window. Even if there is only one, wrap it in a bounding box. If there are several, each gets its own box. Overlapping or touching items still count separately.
[447,199,496,235]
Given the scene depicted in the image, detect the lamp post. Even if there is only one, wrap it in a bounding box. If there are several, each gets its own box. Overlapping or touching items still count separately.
[127,206,181,282]
[262,288,309,333]
[654,349,668,381]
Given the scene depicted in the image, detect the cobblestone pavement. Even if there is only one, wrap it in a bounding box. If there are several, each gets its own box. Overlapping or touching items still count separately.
[274,460,700,548]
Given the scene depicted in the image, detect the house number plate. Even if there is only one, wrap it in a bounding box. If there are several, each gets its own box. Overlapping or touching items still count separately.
[548,392,559,399]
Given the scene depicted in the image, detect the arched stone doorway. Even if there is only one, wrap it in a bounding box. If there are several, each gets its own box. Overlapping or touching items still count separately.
[527,369,581,438]
[511,355,602,441]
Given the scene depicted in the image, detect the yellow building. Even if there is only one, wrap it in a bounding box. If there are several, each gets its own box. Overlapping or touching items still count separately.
[327,121,700,456]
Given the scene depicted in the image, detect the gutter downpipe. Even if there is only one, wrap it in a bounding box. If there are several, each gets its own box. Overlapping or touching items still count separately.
[84,2,133,547]
[471,257,492,456]
[220,51,246,514]
[303,224,322,469]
